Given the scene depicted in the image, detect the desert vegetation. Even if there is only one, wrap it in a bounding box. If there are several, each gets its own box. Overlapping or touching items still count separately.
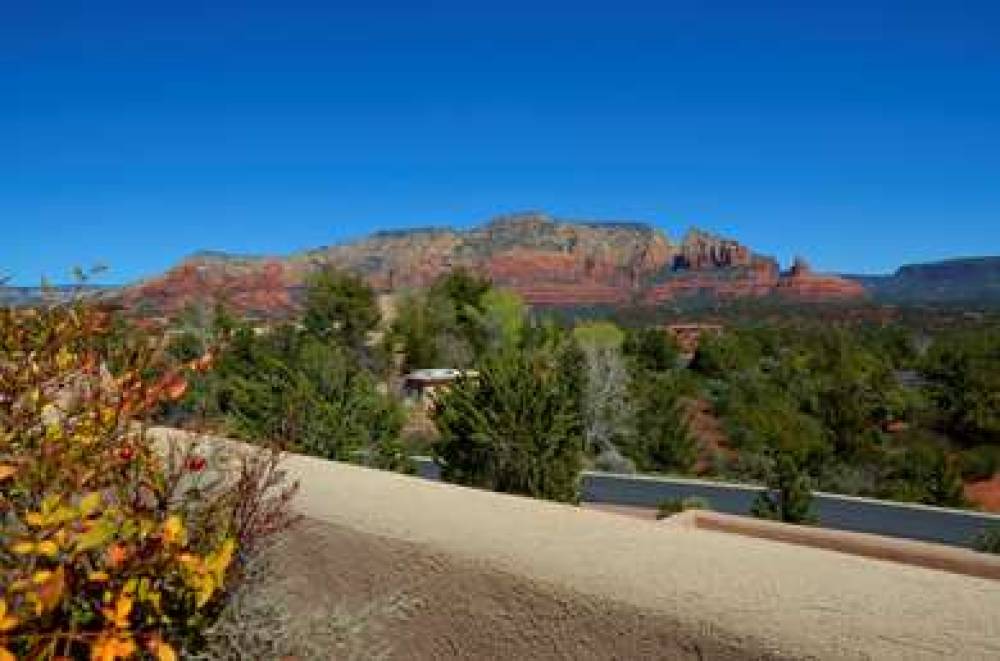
[0,293,296,659]
[153,265,999,517]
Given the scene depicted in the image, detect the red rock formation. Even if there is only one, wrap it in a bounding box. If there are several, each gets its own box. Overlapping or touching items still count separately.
[775,257,867,300]
[678,229,752,269]
[122,257,295,318]
[119,214,866,316]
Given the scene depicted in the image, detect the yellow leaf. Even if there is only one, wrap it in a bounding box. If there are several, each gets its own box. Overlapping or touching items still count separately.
[75,519,115,553]
[100,406,117,426]
[152,640,177,661]
[0,600,18,632]
[51,506,77,525]
[79,492,102,517]
[195,574,216,608]
[41,494,61,515]
[161,515,185,546]
[25,511,47,527]
[37,539,59,558]
[88,571,110,582]
[0,613,17,633]
[206,538,236,586]
[113,594,132,628]
[56,346,74,370]
[12,540,35,554]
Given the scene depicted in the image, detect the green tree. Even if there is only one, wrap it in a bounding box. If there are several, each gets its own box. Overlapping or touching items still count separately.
[303,265,381,355]
[476,288,527,350]
[921,329,1000,447]
[882,435,966,507]
[431,344,584,502]
[689,330,762,378]
[387,291,445,372]
[751,452,817,524]
[429,268,492,354]
[623,327,679,373]
[627,372,697,473]
[209,323,403,464]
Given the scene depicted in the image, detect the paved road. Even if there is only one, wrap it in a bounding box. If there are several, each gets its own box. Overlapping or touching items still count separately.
[413,457,1000,548]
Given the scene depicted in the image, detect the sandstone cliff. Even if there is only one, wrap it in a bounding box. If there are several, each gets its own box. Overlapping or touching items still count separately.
[121,213,865,316]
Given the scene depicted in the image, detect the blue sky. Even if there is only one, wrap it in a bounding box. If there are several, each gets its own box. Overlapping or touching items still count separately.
[3,1,998,285]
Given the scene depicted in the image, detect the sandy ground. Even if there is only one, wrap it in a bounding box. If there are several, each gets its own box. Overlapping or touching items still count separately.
[262,518,772,659]
[280,452,1000,660]
[151,429,1000,659]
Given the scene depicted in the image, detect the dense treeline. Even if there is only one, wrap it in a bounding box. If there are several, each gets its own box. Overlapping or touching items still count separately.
[163,268,408,470]
[163,268,1000,513]
[690,322,999,509]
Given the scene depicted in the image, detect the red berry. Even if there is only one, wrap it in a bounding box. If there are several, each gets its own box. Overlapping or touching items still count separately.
[186,456,206,472]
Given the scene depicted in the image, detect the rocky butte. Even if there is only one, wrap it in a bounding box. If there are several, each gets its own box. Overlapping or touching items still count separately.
[121,212,865,317]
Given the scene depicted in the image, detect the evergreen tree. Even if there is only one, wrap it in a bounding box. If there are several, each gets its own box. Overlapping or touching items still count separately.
[751,452,817,524]
[432,342,584,502]
[627,373,697,473]
[303,265,381,357]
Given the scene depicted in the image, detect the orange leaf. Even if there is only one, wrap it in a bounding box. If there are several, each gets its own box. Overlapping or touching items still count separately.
[163,376,188,401]
[90,633,136,661]
[0,464,15,481]
[150,638,177,661]
[106,544,128,568]
[35,565,65,614]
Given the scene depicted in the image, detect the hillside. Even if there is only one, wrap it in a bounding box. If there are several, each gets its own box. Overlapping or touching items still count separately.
[120,212,864,317]
[7,222,999,316]
[847,257,1000,304]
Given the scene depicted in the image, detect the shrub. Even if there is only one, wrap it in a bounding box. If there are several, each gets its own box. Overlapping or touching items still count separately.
[655,496,710,520]
[751,453,817,524]
[0,300,295,659]
[960,446,1000,482]
[973,527,1000,555]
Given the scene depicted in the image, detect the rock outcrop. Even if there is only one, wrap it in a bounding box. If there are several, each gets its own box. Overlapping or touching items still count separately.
[121,212,866,316]
[776,257,867,300]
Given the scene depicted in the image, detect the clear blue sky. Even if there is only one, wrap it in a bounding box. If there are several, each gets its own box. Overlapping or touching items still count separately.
[3,0,998,285]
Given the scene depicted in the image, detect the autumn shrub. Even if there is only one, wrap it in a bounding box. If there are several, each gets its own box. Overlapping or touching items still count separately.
[0,300,296,659]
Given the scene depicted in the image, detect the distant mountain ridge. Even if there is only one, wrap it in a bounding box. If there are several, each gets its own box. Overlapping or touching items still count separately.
[7,215,997,314]
[117,212,864,316]
[845,257,1000,304]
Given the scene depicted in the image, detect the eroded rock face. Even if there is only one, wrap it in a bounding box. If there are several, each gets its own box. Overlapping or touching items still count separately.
[122,257,296,318]
[120,213,865,316]
[776,270,868,299]
[677,229,753,270]
[776,256,867,300]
